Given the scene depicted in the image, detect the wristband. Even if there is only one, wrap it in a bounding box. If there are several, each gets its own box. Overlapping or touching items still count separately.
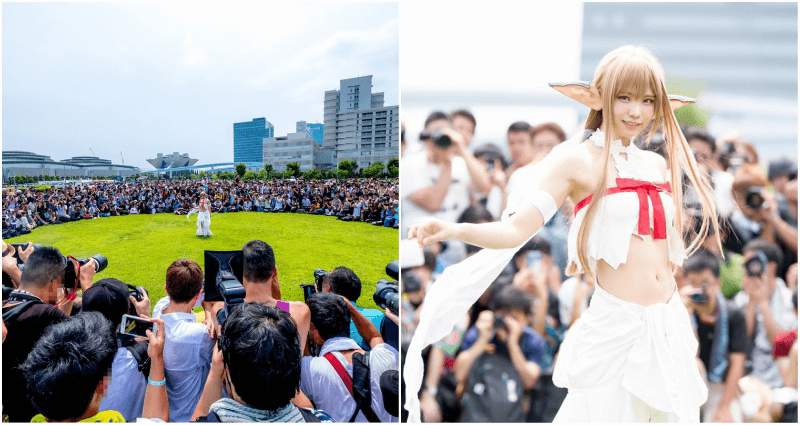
[147,377,166,386]
[528,190,557,223]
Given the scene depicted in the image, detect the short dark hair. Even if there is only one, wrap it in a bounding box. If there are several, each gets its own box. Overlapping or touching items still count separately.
[514,235,552,261]
[507,121,531,134]
[306,292,350,340]
[242,240,276,283]
[20,246,64,290]
[449,109,476,129]
[682,248,720,278]
[219,303,300,412]
[743,238,784,272]
[424,111,449,129]
[166,259,204,303]
[328,266,362,302]
[768,157,797,181]
[491,286,532,316]
[684,126,717,154]
[457,204,494,224]
[531,122,566,142]
[21,312,118,422]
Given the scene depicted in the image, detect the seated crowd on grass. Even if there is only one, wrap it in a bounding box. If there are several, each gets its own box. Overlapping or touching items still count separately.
[2,177,399,237]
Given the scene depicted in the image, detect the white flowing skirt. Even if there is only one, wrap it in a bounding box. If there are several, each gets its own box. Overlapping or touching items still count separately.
[552,283,707,422]
[196,211,212,236]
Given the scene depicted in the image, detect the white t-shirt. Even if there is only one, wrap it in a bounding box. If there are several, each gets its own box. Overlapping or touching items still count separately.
[401,150,471,239]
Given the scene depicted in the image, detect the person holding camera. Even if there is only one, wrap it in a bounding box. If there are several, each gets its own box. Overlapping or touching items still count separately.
[2,246,98,422]
[301,292,399,423]
[81,278,152,421]
[454,286,546,422]
[19,311,169,422]
[679,249,747,422]
[192,303,334,422]
[733,239,797,390]
[401,112,491,240]
[150,259,215,422]
[326,266,385,351]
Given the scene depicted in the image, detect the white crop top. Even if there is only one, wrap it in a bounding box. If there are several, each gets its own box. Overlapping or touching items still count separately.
[566,131,686,273]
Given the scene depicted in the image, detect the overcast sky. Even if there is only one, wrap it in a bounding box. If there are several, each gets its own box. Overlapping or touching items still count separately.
[2,2,399,171]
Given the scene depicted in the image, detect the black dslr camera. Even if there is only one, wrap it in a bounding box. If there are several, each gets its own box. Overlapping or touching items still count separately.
[745,250,769,277]
[419,130,452,149]
[300,268,328,302]
[204,251,245,326]
[373,260,400,315]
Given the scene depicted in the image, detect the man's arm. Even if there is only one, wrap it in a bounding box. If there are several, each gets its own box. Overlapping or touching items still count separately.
[344,299,383,348]
[142,318,169,422]
[504,316,541,390]
[715,352,746,420]
[407,161,452,213]
[454,311,493,385]
[191,344,225,421]
[758,299,790,345]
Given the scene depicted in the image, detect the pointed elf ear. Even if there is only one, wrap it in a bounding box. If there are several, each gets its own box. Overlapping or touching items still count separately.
[550,81,697,112]
[549,82,602,110]
[667,94,696,111]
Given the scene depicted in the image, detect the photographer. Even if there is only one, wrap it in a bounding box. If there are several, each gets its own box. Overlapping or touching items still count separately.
[327,266,385,351]
[151,259,215,422]
[454,286,546,422]
[2,246,97,422]
[19,312,169,422]
[302,292,399,422]
[733,239,797,390]
[401,112,490,240]
[730,164,797,273]
[679,249,747,422]
[192,303,334,422]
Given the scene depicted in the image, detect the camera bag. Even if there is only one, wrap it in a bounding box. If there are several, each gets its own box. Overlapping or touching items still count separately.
[323,351,381,422]
[118,334,151,378]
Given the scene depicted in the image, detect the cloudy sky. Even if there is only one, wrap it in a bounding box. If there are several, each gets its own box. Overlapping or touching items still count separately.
[3,2,399,171]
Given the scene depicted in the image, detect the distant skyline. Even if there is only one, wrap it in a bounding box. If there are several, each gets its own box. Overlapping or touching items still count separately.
[2,2,399,171]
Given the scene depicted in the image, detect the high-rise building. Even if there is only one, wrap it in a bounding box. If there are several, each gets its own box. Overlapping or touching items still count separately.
[322,75,399,170]
[234,118,274,163]
[296,121,324,146]
[263,121,323,172]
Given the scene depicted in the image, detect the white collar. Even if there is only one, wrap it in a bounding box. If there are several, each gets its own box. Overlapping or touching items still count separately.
[319,336,362,356]
[589,130,638,156]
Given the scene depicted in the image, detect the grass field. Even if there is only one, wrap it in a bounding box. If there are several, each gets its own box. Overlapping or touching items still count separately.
[6,213,398,310]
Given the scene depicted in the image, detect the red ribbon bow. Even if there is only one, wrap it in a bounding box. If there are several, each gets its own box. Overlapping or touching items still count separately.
[574,178,672,239]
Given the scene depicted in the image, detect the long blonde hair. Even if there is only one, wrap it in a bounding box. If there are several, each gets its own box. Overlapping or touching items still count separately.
[568,45,720,277]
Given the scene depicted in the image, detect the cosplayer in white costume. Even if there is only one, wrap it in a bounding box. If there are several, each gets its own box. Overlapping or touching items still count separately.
[187,193,212,236]
[405,45,721,423]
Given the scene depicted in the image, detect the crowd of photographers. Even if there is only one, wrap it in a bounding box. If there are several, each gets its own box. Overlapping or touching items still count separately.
[2,176,399,238]
[400,109,798,422]
[2,239,400,423]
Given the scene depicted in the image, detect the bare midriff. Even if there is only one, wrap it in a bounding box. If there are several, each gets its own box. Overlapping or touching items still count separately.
[594,233,676,306]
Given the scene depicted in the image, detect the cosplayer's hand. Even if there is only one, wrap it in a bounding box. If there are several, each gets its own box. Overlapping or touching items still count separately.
[408,218,459,247]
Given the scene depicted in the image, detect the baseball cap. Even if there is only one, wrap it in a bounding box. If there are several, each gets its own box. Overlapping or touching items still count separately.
[82,278,132,327]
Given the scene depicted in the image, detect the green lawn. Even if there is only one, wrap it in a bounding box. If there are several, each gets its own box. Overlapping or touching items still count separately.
[6,213,398,310]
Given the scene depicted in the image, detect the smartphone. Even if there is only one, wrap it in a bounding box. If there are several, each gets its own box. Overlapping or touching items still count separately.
[526,250,542,274]
[120,314,157,338]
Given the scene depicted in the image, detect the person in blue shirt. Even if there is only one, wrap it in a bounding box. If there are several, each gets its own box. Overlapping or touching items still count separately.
[326,266,385,350]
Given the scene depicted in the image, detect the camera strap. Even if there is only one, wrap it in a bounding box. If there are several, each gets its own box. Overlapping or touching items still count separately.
[323,352,381,422]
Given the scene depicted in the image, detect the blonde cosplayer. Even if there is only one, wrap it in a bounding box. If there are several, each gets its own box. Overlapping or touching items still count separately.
[405,45,721,423]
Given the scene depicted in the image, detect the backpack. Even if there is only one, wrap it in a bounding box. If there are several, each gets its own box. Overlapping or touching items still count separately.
[196,407,322,422]
[459,352,525,423]
[118,334,151,378]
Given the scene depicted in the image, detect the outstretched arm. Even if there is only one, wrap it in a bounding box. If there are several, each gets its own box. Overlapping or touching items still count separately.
[409,152,574,249]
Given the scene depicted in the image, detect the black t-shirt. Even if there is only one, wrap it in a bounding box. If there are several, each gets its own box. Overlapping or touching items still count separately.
[2,301,67,422]
[695,301,748,376]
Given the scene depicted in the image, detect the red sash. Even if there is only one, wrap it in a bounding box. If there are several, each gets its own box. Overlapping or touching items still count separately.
[574,178,672,240]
